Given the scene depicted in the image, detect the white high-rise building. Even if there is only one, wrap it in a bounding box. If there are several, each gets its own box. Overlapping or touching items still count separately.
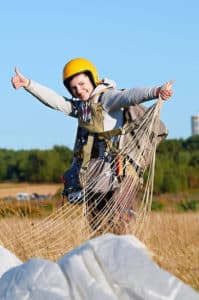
[191,115,199,135]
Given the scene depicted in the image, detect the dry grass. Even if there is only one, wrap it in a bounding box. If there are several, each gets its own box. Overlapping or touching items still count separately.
[0,206,198,291]
[138,212,199,291]
[0,182,198,291]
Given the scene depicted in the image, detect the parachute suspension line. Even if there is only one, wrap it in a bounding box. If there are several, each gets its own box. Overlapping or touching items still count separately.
[133,97,163,235]
[78,96,163,235]
[134,149,156,236]
[80,176,88,234]
[4,97,164,260]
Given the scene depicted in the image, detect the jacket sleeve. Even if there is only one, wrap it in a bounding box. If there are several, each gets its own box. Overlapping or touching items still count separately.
[25,80,72,115]
[101,87,157,112]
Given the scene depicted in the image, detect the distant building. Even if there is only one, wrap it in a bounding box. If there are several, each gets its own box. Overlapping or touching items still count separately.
[191,115,199,135]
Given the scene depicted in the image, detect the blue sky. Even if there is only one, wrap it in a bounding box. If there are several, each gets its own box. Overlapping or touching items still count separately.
[1,0,198,150]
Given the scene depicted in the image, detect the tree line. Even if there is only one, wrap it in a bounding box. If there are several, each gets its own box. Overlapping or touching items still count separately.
[154,135,199,193]
[0,136,198,194]
[0,146,73,183]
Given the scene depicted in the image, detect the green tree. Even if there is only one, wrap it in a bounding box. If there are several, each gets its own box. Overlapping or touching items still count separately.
[161,171,180,193]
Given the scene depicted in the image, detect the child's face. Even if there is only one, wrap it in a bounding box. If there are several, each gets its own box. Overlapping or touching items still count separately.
[69,73,94,101]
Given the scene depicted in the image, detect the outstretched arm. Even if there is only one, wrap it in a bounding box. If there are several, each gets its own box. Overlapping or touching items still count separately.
[11,67,73,115]
[102,80,174,112]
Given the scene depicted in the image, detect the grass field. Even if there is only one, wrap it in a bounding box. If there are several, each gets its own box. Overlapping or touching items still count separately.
[141,212,199,291]
[0,183,199,292]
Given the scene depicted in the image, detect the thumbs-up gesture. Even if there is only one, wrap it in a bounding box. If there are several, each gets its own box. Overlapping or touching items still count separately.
[11,68,30,89]
[156,79,174,100]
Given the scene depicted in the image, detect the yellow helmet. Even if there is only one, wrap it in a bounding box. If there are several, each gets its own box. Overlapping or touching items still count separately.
[63,58,99,90]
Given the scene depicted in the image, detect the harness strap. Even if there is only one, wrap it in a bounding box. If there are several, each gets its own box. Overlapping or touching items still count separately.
[81,134,95,169]
[78,88,128,173]
[79,89,111,171]
[97,128,123,140]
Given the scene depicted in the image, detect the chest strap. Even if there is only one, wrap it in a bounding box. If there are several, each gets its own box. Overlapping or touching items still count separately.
[81,134,95,169]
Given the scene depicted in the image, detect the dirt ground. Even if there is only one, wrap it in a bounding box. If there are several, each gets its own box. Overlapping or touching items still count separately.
[0,183,62,199]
